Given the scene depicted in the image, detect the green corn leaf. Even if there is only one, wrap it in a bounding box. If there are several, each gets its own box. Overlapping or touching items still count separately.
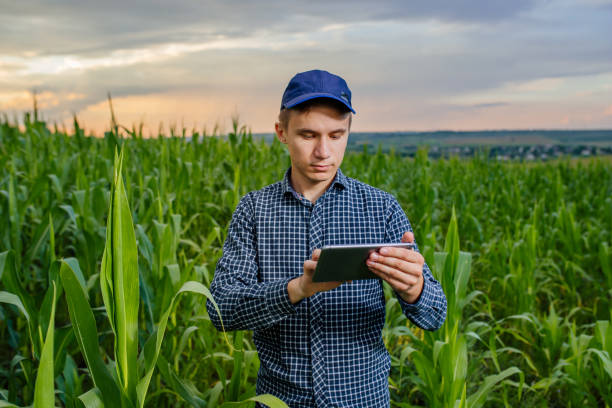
[206,381,224,408]
[48,174,63,200]
[0,251,35,319]
[49,212,56,264]
[0,401,19,407]
[152,220,175,280]
[136,281,228,408]
[467,366,522,408]
[63,258,87,298]
[157,264,181,316]
[33,282,56,408]
[0,291,30,321]
[100,148,139,401]
[594,320,610,356]
[23,212,51,268]
[451,335,468,398]
[411,351,436,395]
[599,242,612,288]
[443,207,460,274]
[78,388,104,408]
[38,272,62,356]
[227,330,244,400]
[113,148,140,402]
[48,213,56,265]
[156,354,205,408]
[432,252,447,283]
[59,204,77,228]
[100,178,115,335]
[53,326,74,379]
[454,252,472,301]
[135,225,154,270]
[8,172,21,260]
[175,326,199,366]
[0,250,39,354]
[588,349,612,379]
[454,383,467,408]
[432,339,447,367]
[220,394,289,408]
[60,261,123,408]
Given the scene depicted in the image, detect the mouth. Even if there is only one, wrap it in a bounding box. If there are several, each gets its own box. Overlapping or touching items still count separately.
[311,164,332,171]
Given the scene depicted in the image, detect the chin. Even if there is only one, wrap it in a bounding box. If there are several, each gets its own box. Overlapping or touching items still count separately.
[310,169,335,181]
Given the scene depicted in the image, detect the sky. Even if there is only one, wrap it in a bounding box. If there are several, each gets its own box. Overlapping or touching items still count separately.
[1,0,612,135]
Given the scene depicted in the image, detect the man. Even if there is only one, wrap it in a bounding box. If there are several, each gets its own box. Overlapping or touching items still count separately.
[207,69,447,407]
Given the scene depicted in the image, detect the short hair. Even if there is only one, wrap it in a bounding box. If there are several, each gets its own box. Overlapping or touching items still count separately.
[278,98,353,130]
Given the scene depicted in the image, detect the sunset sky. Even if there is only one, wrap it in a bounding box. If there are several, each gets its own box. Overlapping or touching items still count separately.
[1,0,611,135]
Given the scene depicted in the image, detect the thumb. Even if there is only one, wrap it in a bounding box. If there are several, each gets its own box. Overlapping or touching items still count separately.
[312,248,321,261]
[401,231,414,243]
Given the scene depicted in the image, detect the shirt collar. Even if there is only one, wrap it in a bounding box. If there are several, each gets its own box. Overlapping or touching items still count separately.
[282,167,348,198]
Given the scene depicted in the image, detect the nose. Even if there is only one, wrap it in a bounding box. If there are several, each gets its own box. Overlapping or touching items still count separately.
[313,136,330,159]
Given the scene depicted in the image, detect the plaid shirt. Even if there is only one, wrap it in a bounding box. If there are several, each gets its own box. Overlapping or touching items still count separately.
[207,167,447,407]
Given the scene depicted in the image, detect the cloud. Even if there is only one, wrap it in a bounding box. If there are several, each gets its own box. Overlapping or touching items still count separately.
[1,0,611,132]
[515,78,564,92]
[0,0,539,57]
[471,102,510,108]
[0,90,86,111]
[2,36,295,77]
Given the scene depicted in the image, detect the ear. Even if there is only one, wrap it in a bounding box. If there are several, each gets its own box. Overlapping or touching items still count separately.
[275,122,287,144]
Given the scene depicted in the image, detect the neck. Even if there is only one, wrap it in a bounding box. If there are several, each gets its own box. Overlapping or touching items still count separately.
[290,170,335,203]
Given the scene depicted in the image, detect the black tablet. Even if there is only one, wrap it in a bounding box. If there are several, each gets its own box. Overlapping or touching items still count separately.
[312,242,416,282]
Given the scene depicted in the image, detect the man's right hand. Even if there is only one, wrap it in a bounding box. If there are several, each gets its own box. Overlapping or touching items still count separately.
[287,248,343,304]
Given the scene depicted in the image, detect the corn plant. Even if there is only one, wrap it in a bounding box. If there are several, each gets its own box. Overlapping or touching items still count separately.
[587,320,612,406]
[57,148,287,408]
[2,112,611,406]
[392,210,522,407]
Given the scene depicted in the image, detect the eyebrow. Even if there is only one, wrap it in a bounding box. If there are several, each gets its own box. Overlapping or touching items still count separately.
[295,128,347,135]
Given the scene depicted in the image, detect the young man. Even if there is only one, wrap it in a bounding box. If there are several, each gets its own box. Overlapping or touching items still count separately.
[207,69,447,407]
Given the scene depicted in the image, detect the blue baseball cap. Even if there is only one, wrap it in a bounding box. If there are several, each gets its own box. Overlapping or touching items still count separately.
[281,69,355,114]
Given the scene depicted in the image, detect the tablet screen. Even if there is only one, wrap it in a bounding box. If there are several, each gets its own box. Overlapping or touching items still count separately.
[312,243,416,282]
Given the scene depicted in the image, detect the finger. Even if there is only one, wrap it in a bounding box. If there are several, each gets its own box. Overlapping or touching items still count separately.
[369,251,411,271]
[375,247,410,261]
[368,264,419,293]
[303,259,317,274]
[380,273,418,294]
[375,247,424,264]
[367,260,420,284]
[312,248,321,261]
[401,231,414,243]
[368,262,423,282]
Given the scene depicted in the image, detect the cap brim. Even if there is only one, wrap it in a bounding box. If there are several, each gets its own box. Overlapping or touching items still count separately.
[283,92,356,114]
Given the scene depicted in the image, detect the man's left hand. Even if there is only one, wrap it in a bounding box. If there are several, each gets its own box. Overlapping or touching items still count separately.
[366,231,424,304]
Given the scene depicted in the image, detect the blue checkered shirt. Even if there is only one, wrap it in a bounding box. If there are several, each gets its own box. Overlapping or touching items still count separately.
[207,167,447,407]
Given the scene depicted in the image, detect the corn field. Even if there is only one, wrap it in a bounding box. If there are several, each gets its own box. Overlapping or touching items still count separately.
[0,113,611,407]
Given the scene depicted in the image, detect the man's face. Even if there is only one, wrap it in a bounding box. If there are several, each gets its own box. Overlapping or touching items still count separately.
[275,104,350,190]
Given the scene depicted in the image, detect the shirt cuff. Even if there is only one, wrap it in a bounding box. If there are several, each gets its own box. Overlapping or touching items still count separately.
[396,277,430,314]
[266,278,298,318]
